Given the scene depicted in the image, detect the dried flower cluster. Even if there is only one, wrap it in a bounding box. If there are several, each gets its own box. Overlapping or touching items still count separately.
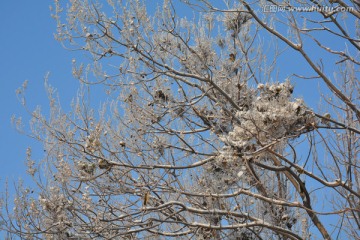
[84,124,102,153]
[203,81,315,193]
[222,81,315,150]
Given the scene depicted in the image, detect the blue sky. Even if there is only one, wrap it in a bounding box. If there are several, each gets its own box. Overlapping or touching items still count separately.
[0,2,80,184]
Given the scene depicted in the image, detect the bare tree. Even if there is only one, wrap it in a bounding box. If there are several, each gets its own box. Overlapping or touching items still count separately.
[1,0,360,239]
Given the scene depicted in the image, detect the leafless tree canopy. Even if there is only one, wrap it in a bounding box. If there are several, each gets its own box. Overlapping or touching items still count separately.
[1,0,360,239]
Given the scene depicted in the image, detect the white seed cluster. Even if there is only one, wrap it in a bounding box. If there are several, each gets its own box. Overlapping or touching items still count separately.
[201,146,249,192]
[84,125,102,153]
[203,81,315,193]
[221,81,315,150]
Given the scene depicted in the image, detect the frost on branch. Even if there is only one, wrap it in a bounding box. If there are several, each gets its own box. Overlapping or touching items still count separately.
[200,146,248,192]
[202,81,315,193]
[84,124,102,153]
[221,80,315,150]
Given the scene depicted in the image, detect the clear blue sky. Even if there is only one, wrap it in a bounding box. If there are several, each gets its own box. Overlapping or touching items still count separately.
[0,2,80,185]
